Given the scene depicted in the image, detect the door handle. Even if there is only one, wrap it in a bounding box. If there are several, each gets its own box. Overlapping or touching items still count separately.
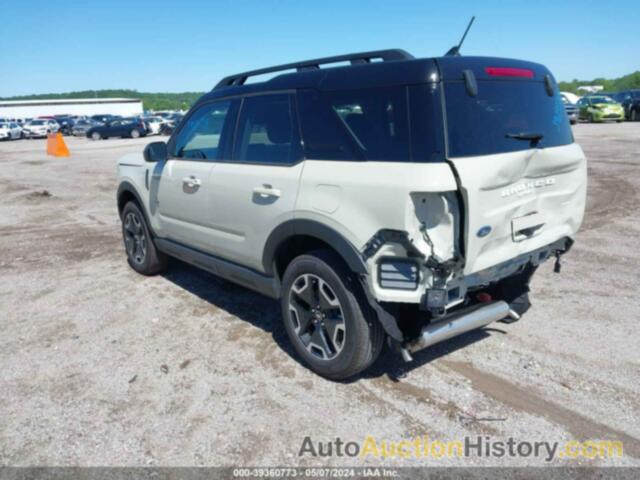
[182,176,201,188]
[253,185,281,198]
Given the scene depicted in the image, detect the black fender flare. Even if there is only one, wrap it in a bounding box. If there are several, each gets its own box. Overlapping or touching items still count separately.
[262,220,403,341]
[262,219,367,277]
[117,181,157,236]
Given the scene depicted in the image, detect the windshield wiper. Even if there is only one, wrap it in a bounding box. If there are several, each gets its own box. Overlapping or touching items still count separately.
[506,132,544,143]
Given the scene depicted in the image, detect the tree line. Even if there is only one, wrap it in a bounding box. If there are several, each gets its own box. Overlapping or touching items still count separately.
[3,71,639,108]
[558,71,640,93]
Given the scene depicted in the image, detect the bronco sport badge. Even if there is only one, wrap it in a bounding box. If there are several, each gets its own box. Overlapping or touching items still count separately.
[501,178,556,198]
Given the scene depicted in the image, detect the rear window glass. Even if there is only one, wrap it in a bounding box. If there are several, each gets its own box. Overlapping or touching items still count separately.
[444,80,573,157]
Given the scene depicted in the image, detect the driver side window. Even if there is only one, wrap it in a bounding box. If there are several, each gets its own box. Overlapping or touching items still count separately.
[172,100,232,160]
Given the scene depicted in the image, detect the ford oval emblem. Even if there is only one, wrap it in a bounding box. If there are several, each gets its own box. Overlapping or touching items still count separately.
[477,225,492,238]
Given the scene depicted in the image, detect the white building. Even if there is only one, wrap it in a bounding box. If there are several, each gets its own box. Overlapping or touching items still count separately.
[576,85,604,94]
[0,98,143,119]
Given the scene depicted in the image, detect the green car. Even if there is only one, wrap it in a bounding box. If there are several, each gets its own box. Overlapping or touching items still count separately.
[576,96,625,123]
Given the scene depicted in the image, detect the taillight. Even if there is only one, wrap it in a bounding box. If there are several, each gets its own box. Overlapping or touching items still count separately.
[485,67,534,78]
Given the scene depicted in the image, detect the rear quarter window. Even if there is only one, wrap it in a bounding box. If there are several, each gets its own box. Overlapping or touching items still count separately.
[297,85,443,162]
[444,80,573,158]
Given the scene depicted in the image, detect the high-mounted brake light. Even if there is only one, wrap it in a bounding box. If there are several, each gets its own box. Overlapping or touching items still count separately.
[485,67,534,78]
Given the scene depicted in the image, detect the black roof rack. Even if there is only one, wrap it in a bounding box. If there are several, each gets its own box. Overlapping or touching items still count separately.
[213,49,414,89]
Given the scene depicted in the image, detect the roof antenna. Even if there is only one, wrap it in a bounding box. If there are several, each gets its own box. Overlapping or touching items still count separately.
[445,16,475,56]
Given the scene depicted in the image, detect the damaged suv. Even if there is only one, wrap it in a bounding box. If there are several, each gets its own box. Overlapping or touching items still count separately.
[117,49,587,379]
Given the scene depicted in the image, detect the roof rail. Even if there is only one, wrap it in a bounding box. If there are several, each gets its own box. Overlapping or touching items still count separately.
[213,49,414,89]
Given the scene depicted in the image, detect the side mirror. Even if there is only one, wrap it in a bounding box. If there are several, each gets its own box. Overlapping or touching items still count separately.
[144,141,168,163]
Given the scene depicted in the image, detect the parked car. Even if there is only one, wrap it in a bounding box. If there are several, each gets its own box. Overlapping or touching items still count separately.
[143,116,165,135]
[22,119,59,138]
[117,49,586,380]
[560,95,578,124]
[72,119,99,136]
[577,96,625,122]
[90,114,120,125]
[159,114,184,135]
[152,111,177,120]
[86,117,147,140]
[616,89,640,121]
[560,91,580,104]
[53,116,76,135]
[0,122,22,140]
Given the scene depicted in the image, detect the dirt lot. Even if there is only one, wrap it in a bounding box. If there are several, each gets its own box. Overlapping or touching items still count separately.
[0,125,639,467]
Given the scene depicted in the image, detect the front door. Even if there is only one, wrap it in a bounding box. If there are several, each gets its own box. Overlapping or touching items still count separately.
[153,99,236,255]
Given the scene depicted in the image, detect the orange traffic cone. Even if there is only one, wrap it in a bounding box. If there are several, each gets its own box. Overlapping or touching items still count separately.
[46,133,70,157]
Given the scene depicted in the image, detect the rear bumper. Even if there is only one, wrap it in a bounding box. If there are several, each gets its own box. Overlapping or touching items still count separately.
[425,236,572,312]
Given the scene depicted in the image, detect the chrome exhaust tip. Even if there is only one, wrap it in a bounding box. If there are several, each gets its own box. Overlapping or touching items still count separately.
[406,301,510,354]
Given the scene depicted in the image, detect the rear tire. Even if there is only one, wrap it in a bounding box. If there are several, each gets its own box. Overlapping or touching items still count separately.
[631,109,638,122]
[121,201,168,275]
[281,249,384,380]
[131,129,141,139]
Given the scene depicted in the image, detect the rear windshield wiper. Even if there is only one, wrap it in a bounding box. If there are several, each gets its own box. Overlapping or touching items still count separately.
[506,132,544,143]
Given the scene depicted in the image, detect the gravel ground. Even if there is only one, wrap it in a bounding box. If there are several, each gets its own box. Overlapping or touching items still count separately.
[0,125,639,468]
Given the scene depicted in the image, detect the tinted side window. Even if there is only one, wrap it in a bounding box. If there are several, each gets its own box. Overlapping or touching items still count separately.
[298,87,412,162]
[172,100,231,160]
[408,84,445,163]
[329,87,410,162]
[233,94,300,164]
[297,89,361,161]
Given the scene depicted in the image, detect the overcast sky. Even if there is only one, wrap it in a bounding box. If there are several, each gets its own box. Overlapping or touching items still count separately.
[1,0,638,97]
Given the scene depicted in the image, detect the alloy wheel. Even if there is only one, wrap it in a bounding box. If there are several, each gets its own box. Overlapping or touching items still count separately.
[123,212,147,265]
[288,274,346,360]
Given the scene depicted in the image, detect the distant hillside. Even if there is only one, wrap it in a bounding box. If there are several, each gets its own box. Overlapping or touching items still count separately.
[3,71,639,107]
[559,71,640,94]
[0,90,205,111]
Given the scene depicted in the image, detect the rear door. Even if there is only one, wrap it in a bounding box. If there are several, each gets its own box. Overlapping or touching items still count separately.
[205,93,305,271]
[440,60,587,274]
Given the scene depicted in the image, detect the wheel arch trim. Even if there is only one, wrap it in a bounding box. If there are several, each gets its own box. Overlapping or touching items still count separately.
[117,181,157,237]
[262,219,367,277]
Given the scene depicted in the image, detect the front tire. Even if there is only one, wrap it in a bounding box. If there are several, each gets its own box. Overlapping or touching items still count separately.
[91,131,101,141]
[281,250,384,380]
[121,201,167,275]
[631,109,638,122]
